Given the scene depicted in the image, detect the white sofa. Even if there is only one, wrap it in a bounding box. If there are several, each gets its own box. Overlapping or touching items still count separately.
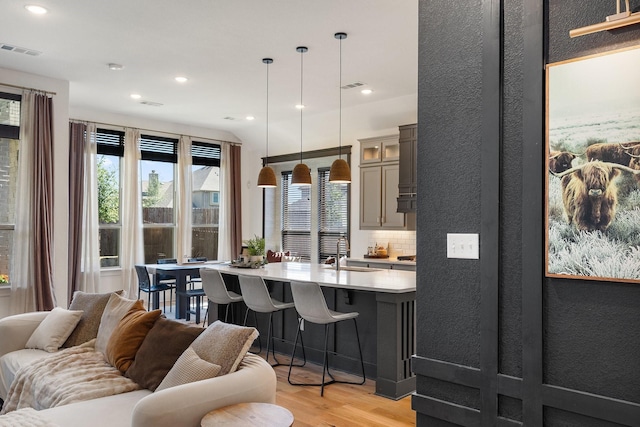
[0,311,277,427]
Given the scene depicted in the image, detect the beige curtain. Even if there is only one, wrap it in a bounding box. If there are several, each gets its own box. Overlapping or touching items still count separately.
[31,94,55,311]
[67,122,86,304]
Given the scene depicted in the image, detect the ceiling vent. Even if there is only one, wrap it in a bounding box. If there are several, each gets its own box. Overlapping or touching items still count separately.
[140,101,163,107]
[341,81,364,90]
[0,43,42,56]
[223,116,239,121]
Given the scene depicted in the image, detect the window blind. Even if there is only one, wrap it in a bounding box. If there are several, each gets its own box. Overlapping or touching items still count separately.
[140,134,178,163]
[96,128,124,156]
[281,171,311,261]
[192,141,221,167]
[318,168,350,260]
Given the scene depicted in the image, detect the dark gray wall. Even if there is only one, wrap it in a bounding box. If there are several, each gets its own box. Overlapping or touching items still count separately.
[413,1,640,426]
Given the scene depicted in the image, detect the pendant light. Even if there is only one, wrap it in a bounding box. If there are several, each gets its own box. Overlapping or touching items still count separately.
[291,46,312,186]
[329,32,351,183]
[257,57,277,188]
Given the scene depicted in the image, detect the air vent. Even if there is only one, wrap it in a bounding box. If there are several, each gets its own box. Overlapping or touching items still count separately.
[0,43,42,56]
[140,101,163,107]
[223,116,239,121]
[341,81,364,90]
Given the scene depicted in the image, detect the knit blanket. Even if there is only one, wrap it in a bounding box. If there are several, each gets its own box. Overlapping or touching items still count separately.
[0,408,59,427]
[0,340,140,415]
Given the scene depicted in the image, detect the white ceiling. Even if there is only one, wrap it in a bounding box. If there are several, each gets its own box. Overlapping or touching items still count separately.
[0,0,418,154]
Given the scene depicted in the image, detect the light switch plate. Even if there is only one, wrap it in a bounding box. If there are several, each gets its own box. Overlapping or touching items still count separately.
[447,233,479,259]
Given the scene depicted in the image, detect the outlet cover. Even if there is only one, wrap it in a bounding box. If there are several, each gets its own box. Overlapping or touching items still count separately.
[447,233,479,259]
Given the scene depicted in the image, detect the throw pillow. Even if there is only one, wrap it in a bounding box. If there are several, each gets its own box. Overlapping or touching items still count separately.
[190,321,258,376]
[125,317,204,391]
[155,347,221,392]
[63,290,124,348]
[95,293,142,354]
[105,307,162,373]
[25,307,84,353]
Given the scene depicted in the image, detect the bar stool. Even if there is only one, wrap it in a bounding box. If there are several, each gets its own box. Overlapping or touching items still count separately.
[238,275,304,367]
[287,280,365,396]
[200,268,243,325]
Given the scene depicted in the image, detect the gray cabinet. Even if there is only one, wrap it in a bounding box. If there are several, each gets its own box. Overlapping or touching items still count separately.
[347,259,416,272]
[397,123,417,213]
[359,136,406,230]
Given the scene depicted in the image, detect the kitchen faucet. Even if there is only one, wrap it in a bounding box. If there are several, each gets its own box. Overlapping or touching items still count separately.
[336,236,350,271]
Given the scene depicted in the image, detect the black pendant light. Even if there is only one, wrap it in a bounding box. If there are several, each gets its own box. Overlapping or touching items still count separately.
[257,57,277,188]
[291,46,312,186]
[329,32,351,183]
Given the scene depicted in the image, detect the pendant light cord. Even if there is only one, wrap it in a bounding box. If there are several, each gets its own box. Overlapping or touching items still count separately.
[266,60,269,165]
[300,48,304,164]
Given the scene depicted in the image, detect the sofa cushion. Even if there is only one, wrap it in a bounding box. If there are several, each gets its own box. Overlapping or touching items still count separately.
[105,307,162,373]
[155,347,221,391]
[190,321,258,377]
[63,290,124,348]
[95,294,142,355]
[125,317,204,391]
[0,348,50,399]
[25,307,84,353]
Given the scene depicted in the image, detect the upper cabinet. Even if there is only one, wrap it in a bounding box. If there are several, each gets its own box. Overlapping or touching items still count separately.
[359,135,406,230]
[397,123,417,213]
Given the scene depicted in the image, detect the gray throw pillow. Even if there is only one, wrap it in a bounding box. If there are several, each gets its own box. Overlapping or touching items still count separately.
[62,290,124,348]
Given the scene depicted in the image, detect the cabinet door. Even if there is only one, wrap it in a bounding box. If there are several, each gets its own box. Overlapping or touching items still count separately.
[398,138,413,195]
[360,167,382,228]
[381,164,405,229]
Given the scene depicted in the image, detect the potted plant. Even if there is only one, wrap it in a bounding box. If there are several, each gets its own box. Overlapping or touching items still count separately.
[244,235,266,263]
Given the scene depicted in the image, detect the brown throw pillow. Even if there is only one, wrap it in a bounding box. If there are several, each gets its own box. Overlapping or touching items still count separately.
[125,317,204,391]
[190,321,258,377]
[95,294,142,354]
[63,290,124,348]
[105,307,162,373]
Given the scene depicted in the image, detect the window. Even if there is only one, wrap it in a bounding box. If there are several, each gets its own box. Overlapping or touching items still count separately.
[0,92,21,285]
[140,134,178,264]
[97,128,124,267]
[281,171,311,261]
[318,168,350,260]
[191,141,221,260]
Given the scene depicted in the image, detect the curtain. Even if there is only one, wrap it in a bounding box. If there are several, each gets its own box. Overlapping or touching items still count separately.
[68,122,86,303]
[218,143,242,261]
[80,123,100,294]
[177,135,193,262]
[31,94,55,311]
[121,128,143,298]
[10,93,36,314]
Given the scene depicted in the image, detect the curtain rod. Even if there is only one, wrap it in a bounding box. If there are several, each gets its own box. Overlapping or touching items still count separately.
[0,82,57,96]
[69,118,241,146]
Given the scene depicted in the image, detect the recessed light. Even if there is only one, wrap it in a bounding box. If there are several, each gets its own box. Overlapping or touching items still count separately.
[108,63,124,71]
[246,116,255,121]
[295,104,305,109]
[130,93,142,100]
[361,89,373,95]
[25,5,47,14]
[175,76,188,83]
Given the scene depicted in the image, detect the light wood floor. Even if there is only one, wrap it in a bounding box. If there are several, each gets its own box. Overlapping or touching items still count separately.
[264,352,416,427]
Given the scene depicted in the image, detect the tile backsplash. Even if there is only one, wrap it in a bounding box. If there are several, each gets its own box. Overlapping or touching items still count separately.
[366,230,416,257]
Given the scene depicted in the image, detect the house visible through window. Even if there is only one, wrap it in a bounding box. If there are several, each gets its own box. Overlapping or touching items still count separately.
[0,92,21,285]
[97,128,123,268]
[191,141,221,260]
[140,134,178,264]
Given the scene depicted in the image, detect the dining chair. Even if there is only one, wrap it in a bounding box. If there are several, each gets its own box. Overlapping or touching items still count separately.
[156,258,177,311]
[238,275,303,366]
[135,265,172,312]
[287,280,365,396]
[200,268,243,325]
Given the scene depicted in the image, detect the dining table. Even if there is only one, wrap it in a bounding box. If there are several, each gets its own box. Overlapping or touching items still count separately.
[145,261,217,319]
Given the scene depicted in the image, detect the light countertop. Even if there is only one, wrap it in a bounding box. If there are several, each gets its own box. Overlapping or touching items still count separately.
[202,262,416,294]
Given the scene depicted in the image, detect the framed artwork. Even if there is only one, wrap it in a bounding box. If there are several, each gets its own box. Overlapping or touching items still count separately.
[546,45,640,283]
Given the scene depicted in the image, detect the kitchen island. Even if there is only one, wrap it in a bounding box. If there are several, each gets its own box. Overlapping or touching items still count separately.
[203,262,416,399]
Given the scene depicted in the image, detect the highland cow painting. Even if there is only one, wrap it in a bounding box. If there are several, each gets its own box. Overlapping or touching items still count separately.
[546,46,640,283]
